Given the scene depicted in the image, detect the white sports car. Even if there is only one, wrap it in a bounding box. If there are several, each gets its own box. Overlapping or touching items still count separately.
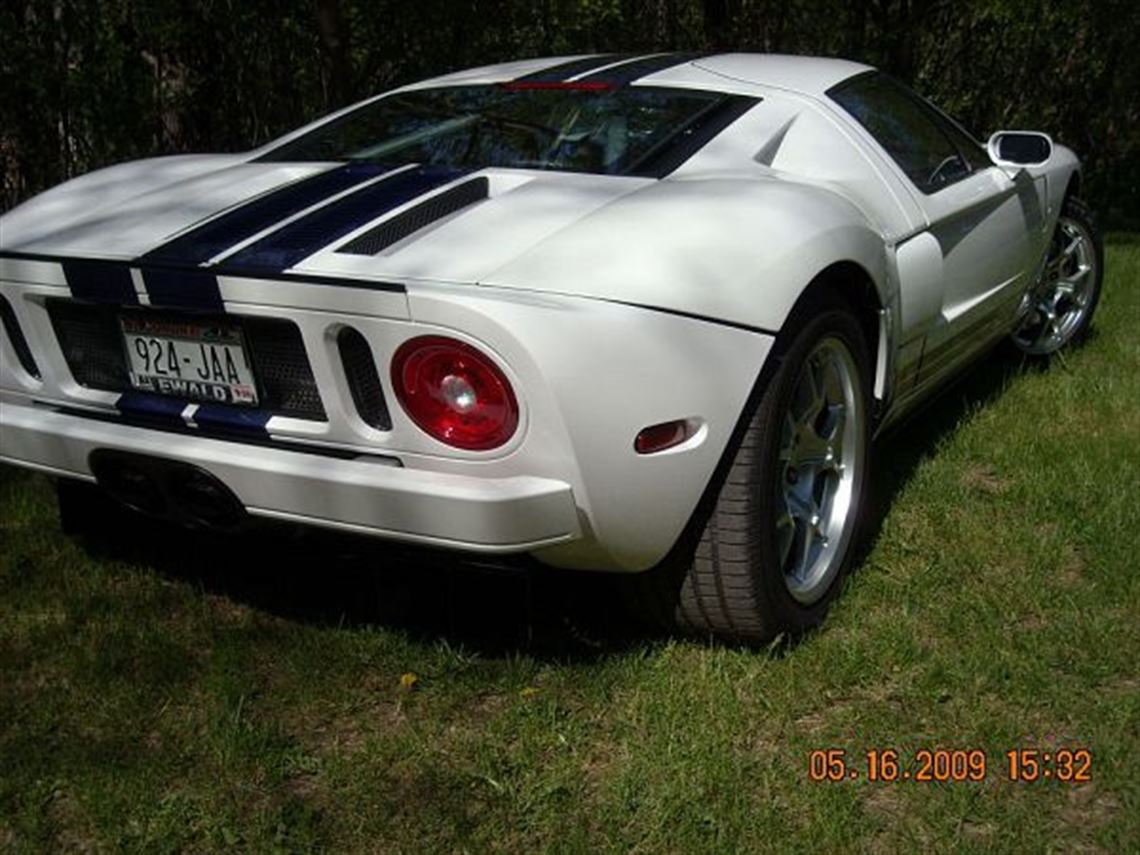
[0,53,1103,642]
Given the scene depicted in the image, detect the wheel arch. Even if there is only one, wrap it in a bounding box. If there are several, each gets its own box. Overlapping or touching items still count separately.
[1064,168,1082,202]
[629,262,882,634]
[786,259,887,416]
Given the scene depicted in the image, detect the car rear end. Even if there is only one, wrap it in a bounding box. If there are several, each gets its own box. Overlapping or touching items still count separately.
[0,62,776,573]
[0,248,770,572]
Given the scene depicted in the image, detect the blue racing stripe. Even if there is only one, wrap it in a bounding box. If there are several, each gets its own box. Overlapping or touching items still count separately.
[192,404,272,434]
[142,268,223,311]
[62,259,137,305]
[221,166,470,274]
[140,164,389,266]
[116,392,187,424]
[576,52,708,86]
[511,54,635,82]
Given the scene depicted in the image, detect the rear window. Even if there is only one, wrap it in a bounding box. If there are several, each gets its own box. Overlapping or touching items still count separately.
[259,85,734,176]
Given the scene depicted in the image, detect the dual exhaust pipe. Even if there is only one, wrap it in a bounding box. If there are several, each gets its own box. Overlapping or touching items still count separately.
[88,450,246,529]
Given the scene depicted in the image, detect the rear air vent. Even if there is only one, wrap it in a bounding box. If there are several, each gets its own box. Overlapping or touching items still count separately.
[337,177,489,256]
[47,300,127,390]
[337,327,391,430]
[0,294,40,379]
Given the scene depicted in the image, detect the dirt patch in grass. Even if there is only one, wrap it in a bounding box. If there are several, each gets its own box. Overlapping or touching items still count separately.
[281,696,391,758]
[862,785,904,822]
[959,818,997,842]
[581,739,629,777]
[1057,783,1120,854]
[203,592,254,625]
[792,710,828,734]
[1018,611,1049,630]
[1099,675,1139,697]
[1034,523,1086,587]
[862,786,928,854]
[311,712,372,755]
[1061,783,1121,827]
[471,692,511,717]
[960,463,1012,495]
[47,786,99,855]
[284,771,324,802]
[1058,545,1086,586]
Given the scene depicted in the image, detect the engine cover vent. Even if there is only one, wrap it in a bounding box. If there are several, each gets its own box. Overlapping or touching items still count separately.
[337,177,489,256]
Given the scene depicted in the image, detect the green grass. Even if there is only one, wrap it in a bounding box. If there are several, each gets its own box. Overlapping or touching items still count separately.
[2,238,1139,854]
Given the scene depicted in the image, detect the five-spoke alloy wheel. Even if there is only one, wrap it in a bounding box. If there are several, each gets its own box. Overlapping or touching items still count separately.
[1013,197,1103,355]
[776,337,865,604]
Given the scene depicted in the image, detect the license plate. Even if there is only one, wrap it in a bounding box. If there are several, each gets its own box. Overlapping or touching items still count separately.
[120,314,259,406]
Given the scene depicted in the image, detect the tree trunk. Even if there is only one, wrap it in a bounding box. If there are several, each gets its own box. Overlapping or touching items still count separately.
[703,0,728,48]
[315,0,350,109]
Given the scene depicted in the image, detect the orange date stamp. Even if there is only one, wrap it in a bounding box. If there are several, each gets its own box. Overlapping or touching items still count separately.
[808,747,1092,783]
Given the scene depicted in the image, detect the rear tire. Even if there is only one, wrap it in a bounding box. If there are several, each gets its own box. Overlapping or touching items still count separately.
[626,292,872,644]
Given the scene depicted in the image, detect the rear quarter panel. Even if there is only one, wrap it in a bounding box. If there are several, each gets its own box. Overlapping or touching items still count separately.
[482,176,890,335]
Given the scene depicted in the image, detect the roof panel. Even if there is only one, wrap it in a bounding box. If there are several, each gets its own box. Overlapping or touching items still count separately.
[691,54,873,95]
[404,53,872,96]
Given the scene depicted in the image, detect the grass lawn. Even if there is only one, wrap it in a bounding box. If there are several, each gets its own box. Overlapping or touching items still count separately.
[2,237,1138,854]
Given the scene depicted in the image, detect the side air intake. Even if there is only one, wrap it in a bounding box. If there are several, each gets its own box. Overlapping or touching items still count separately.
[0,294,40,379]
[337,177,489,255]
[337,327,391,430]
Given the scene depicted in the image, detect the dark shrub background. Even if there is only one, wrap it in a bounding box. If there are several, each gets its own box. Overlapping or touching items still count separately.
[2,0,1137,225]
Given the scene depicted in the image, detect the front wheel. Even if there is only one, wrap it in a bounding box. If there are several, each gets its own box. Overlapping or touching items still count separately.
[627,293,872,643]
[1012,196,1104,355]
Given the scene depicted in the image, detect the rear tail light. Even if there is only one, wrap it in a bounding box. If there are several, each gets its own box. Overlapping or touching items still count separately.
[390,336,518,450]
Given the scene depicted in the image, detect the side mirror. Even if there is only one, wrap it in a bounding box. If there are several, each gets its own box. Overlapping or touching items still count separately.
[987,131,1053,168]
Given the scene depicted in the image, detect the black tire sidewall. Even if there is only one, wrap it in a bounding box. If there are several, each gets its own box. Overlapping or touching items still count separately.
[746,297,873,632]
[1061,196,1105,344]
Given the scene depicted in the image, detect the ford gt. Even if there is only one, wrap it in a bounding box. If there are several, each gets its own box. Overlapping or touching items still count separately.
[0,53,1103,642]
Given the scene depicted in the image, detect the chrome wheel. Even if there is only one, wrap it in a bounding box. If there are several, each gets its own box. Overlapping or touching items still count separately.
[1013,215,1098,354]
[775,336,865,604]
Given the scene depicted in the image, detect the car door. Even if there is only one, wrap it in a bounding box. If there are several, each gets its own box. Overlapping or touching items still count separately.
[829,73,1041,392]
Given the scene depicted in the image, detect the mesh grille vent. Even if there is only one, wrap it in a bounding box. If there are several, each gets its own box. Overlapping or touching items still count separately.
[337,177,489,256]
[242,317,326,419]
[0,294,41,379]
[337,326,391,430]
[47,301,127,390]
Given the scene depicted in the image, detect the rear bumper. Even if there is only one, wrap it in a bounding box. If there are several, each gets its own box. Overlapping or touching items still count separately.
[0,400,580,552]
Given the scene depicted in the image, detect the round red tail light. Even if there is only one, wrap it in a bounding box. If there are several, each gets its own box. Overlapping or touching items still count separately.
[390,336,519,450]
